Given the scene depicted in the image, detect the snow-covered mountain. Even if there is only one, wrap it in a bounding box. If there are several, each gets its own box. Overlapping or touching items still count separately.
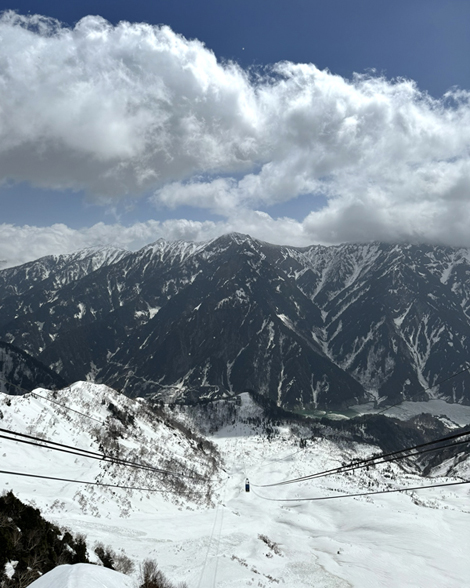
[1,235,470,409]
[1,382,469,587]
[0,382,222,515]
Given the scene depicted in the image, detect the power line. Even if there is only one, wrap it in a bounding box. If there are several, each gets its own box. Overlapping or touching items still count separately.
[252,479,470,503]
[254,427,470,488]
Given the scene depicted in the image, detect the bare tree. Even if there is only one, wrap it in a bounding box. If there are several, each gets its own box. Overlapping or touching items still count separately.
[138,559,188,588]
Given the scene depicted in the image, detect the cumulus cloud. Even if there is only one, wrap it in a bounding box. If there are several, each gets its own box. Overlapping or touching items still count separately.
[0,213,307,268]
[3,197,470,269]
[0,220,218,268]
[1,11,470,248]
[0,11,260,195]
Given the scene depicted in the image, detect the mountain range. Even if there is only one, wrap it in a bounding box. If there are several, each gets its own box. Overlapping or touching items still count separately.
[1,233,470,409]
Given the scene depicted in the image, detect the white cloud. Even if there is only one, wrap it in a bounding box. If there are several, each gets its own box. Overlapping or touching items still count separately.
[0,220,219,268]
[1,12,470,248]
[4,197,470,270]
[0,214,304,268]
[0,12,260,195]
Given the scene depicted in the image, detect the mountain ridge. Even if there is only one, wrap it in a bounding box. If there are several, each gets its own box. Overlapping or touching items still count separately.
[0,340,67,395]
[1,234,470,409]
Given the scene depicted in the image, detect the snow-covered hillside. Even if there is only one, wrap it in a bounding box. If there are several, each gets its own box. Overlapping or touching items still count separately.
[0,382,222,517]
[0,384,469,587]
[27,564,133,588]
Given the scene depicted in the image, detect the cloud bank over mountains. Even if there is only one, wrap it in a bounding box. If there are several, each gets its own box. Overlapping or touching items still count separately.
[1,11,470,265]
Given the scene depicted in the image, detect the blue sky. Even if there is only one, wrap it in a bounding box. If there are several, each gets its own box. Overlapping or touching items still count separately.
[5,0,470,97]
[1,0,470,266]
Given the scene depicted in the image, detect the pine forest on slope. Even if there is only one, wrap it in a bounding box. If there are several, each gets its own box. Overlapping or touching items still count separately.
[1,233,470,409]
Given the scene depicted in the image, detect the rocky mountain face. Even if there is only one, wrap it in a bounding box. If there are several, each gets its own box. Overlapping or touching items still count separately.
[0,341,67,395]
[0,234,469,409]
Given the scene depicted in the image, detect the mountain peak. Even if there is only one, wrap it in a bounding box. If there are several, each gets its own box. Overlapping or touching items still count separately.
[2,240,470,409]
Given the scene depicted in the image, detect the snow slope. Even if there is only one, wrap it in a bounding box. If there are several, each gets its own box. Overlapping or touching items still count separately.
[27,564,133,588]
[0,386,469,587]
[352,399,470,427]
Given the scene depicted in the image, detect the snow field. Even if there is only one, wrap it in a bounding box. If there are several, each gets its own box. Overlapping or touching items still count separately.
[27,564,134,588]
[0,385,469,587]
[352,399,470,427]
[210,427,470,587]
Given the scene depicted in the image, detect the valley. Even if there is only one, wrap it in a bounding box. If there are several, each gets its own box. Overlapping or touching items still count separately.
[2,237,470,586]
[2,0,470,582]
[1,383,469,587]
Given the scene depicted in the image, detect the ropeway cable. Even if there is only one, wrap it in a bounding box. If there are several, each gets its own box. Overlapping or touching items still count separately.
[0,431,177,477]
[0,426,107,458]
[376,365,470,415]
[197,482,227,588]
[0,468,176,493]
[249,364,470,490]
[211,479,228,588]
[0,378,103,424]
[0,427,211,481]
[0,380,223,495]
[251,479,470,503]
[253,427,470,488]
[253,437,470,489]
[30,390,103,423]
[0,377,216,482]
[255,436,470,487]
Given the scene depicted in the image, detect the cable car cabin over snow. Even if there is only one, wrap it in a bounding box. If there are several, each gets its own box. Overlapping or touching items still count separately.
[245,478,250,492]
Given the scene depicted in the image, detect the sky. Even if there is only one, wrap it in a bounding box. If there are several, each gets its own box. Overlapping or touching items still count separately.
[1,0,470,267]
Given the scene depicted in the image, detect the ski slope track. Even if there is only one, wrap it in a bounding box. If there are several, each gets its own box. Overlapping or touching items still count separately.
[1,384,469,587]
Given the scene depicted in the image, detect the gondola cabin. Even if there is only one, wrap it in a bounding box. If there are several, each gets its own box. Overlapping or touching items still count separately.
[245,478,250,492]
